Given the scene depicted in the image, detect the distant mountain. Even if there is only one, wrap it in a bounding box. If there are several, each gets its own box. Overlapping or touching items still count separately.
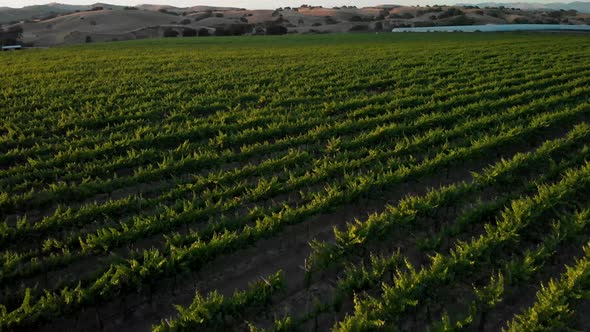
[0,3,248,24]
[456,2,590,13]
[135,4,180,11]
[43,2,91,11]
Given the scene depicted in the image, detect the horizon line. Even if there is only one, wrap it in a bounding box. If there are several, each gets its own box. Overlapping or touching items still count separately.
[2,1,587,10]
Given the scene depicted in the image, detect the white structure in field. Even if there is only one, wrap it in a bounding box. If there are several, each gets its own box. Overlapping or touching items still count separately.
[1,45,22,51]
[392,24,590,32]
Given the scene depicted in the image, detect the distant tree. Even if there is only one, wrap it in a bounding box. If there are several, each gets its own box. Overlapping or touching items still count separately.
[0,25,23,46]
[349,25,369,31]
[180,18,191,25]
[159,8,179,16]
[215,24,252,36]
[198,28,210,36]
[413,21,436,27]
[163,28,179,37]
[214,27,227,36]
[85,35,92,43]
[447,15,475,25]
[325,17,338,24]
[265,23,288,35]
[439,8,463,18]
[91,6,103,11]
[182,28,197,36]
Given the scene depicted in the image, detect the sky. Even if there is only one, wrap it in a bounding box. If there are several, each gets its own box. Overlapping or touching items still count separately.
[0,0,571,9]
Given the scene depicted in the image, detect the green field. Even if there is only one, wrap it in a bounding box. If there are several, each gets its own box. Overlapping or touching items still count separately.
[2,33,590,331]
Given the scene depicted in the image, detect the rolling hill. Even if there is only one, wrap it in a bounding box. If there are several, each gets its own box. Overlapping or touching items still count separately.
[1,3,589,47]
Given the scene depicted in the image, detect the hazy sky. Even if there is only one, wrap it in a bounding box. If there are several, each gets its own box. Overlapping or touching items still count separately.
[0,0,569,9]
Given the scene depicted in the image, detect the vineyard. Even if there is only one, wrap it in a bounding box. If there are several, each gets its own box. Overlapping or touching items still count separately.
[1,33,590,331]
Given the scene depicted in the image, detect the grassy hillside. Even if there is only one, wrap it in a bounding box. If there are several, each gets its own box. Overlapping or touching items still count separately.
[0,3,120,24]
[4,4,589,46]
[1,33,590,331]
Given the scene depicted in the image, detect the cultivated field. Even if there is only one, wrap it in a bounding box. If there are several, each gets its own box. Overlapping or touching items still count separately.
[1,33,590,331]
